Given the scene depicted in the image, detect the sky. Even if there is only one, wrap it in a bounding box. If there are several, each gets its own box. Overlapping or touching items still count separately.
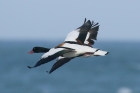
[0,0,140,41]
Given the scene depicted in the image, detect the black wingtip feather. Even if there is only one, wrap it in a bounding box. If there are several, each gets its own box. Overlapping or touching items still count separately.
[91,20,94,26]
[46,71,50,74]
[94,22,99,26]
[27,66,33,69]
[84,18,86,23]
[49,70,53,74]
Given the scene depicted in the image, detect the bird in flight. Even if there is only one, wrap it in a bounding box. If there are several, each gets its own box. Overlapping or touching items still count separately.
[28,18,109,74]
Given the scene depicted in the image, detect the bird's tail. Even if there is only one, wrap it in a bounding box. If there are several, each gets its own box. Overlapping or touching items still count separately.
[94,50,109,56]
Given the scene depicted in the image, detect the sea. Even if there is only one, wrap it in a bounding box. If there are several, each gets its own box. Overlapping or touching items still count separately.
[0,40,140,93]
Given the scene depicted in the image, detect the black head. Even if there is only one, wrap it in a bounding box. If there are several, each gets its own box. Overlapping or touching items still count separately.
[28,46,50,54]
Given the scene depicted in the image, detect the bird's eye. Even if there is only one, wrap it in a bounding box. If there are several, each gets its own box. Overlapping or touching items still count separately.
[33,47,36,50]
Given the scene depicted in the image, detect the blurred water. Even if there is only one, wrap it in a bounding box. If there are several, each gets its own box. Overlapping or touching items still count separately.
[0,40,140,93]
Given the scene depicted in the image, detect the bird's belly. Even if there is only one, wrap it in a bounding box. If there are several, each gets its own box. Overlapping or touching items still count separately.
[82,52,94,57]
[62,43,99,57]
[63,51,83,58]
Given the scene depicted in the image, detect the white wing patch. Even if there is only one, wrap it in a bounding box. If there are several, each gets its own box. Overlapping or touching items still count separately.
[84,32,90,44]
[57,56,65,60]
[64,29,80,42]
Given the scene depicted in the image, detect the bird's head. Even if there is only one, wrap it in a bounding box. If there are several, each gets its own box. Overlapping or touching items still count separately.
[28,46,50,54]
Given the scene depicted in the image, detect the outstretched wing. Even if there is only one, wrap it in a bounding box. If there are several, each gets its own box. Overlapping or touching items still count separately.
[49,57,74,74]
[84,22,99,46]
[28,48,74,68]
[64,18,92,45]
